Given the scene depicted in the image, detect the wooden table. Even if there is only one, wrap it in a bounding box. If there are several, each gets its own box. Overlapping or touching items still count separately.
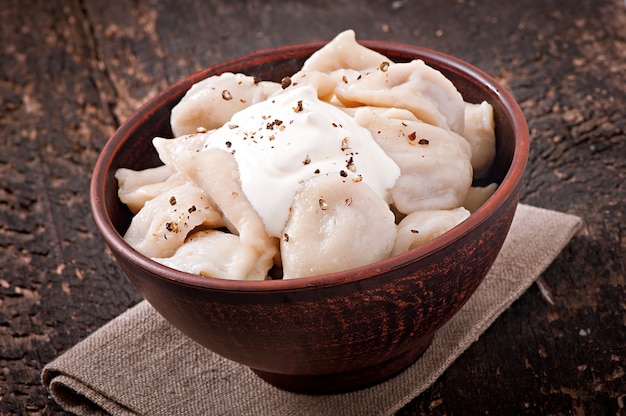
[2,0,625,414]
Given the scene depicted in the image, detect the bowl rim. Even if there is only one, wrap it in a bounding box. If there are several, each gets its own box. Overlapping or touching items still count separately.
[90,39,529,293]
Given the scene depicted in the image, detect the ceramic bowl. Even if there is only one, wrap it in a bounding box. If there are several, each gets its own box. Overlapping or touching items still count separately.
[90,40,529,394]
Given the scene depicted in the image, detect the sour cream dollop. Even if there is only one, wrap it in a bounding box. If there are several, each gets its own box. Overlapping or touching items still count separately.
[202,86,401,237]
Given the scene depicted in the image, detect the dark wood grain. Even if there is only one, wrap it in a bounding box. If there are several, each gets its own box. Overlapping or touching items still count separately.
[1,0,624,414]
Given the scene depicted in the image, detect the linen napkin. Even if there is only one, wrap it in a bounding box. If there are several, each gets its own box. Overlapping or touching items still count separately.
[42,204,582,416]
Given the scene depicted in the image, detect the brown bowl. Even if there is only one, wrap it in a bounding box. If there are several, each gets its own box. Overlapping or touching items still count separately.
[90,40,529,394]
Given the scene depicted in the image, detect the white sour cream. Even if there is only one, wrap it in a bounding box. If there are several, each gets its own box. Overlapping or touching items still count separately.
[201,86,401,237]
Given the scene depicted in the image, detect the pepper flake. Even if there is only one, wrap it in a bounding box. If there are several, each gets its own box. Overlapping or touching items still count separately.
[165,222,180,233]
[346,156,356,172]
[341,137,350,151]
[281,76,292,89]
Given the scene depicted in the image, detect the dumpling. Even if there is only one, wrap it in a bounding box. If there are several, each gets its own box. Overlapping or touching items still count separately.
[463,183,498,213]
[338,105,418,120]
[153,133,210,168]
[123,182,224,258]
[354,107,473,213]
[281,68,363,103]
[462,101,497,178]
[153,230,271,281]
[170,72,280,136]
[280,174,397,279]
[116,165,183,214]
[177,148,280,260]
[335,59,466,134]
[391,207,470,256]
[278,70,337,101]
[301,29,391,73]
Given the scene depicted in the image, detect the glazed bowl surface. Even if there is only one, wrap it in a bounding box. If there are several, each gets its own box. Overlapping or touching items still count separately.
[90,40,529,394]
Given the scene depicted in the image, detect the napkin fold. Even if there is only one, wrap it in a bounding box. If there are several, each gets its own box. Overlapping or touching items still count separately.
[42,204,582,416]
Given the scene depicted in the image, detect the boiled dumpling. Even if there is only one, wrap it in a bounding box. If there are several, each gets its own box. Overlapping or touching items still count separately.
[153,133,210,169]
[281,68,363,103]
[391,207,470,256]
[153,230,271,281]
[177,148,279,261]
[123,182,224,258]
[335,59,465,134]
[462,101,497,178]
[463,183,498,213]
[281,174,397,279]
[279,70,337,101]
[116,165,182,214]
[170,72,280,136]
[354,107,473,213]
[301,29,391,73]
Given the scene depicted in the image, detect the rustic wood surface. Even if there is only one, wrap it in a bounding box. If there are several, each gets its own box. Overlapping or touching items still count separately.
[1,0,625,414]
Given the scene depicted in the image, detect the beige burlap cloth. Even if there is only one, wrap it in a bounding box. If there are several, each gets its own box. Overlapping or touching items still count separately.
[42,204,582,416]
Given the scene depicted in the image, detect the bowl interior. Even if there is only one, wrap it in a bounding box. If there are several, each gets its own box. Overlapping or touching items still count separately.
[93,40,527,289]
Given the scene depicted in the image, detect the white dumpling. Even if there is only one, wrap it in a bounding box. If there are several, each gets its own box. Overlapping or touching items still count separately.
[301,29,392,73]
[279,70,337,101]
[116,165,183,214]
[463,101,496,178]
[153,133,211,168]
[153,230,271,281]
[281,174,397,279]
[123,182,224,258]
[281,68,363,102]
[391,207,470,256]
[335,59,466,134]
[170,72,281,136]
[338,105,418,120]
[463,183,498,213]
[177,148,279,260]
[354,107,473,213]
